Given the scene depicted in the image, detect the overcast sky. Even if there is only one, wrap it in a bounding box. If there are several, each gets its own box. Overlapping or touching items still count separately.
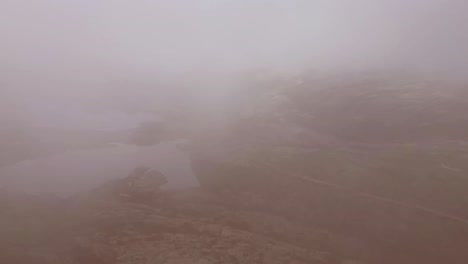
[2,0,468,119]
[3,1,468,75]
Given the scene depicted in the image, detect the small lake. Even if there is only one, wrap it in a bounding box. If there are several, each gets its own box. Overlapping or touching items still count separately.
[0,141,199,197]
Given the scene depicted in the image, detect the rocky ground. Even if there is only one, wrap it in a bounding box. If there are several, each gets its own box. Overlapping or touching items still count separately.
[4,72,468,264]
[0,182,362,264]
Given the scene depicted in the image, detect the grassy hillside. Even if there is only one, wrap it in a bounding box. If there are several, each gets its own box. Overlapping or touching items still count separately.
[190,72,468,263]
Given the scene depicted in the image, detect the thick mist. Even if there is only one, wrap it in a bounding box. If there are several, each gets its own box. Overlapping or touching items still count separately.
[3,1,468,90]
[4,2,468,263]
[2,0,468,191]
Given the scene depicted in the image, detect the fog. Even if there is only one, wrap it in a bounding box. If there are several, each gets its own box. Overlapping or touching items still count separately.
[1,0,468,188]
[4,1,468,263]
[4,1,468,87]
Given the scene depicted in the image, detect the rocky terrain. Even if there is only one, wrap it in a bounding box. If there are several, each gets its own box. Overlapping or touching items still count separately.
[0,183,361,264]
[3,72,468,263]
